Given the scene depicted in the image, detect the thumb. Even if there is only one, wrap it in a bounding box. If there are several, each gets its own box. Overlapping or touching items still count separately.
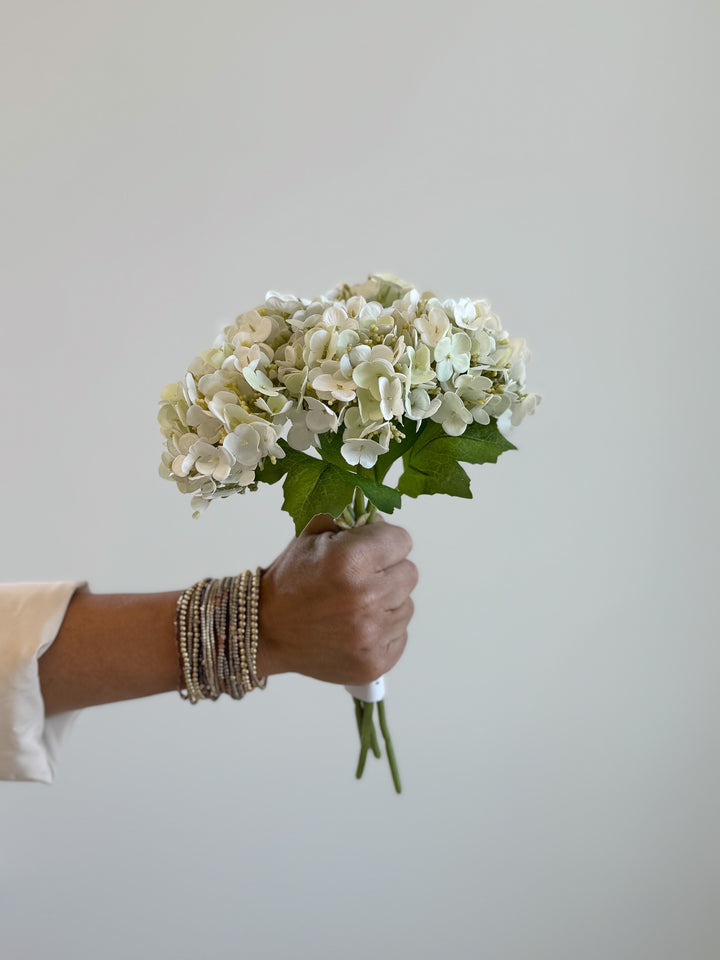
[301,513,341,537]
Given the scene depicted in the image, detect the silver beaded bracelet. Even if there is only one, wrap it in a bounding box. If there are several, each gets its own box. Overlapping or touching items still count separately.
[175,568,267,702]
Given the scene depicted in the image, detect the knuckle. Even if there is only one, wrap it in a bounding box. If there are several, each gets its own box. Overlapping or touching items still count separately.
[404,597,415,623]
[346,585,376,620]
[385,636,406,671]
[350,646,382,685]
[347,613,376,649]
[395,526,413,555]
[331,547,358,585]
[400,559,419,591]
[361,617,380,648]
[367,651,386,682]
[360,585,381,616]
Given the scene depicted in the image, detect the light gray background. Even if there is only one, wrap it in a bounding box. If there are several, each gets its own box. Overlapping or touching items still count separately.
[1,1,718,958]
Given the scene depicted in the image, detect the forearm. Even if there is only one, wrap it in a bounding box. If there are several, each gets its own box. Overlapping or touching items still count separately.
[38,590,186,715]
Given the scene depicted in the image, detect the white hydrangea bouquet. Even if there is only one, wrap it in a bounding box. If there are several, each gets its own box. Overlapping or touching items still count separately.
[159,273,539,792]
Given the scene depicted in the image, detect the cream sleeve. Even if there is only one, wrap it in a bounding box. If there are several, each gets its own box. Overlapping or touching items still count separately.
[0,581,87,783]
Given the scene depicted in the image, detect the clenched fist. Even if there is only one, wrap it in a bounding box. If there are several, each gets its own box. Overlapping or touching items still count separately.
[257,514,418,685]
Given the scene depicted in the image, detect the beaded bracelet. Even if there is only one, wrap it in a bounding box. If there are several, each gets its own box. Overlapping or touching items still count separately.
[174,568,267,702]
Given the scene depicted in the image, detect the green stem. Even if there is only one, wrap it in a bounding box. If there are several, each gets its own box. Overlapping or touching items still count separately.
[369,715,381,758]
[377,699,402,794]
[355,701,374,779]
[352,697,381,757]
[353,697,364,744]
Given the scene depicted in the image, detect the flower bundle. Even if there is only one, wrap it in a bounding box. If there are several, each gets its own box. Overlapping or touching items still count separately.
[159,273,539,791]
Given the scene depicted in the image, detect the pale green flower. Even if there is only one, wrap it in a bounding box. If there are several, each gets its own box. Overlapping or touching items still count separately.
[511,394,539,425]
[286,407,315,451]
[434,332,472,382]
[490,343,514,369]
[378,375,404,421]
[337,328,360,354]
[349,343,395,367]
[188,344,233,378]
[402,344,435,386]
[276,344,308,400]
[468,327,495,360]
[304,326,340,366]
[321,304,357,331]
[311,360,357,402]
[305,397,338,434]
[341,436,388,468]
[454,372,492,400]
[183,372,199,405]
[405,387,442,421]
[396,287,420,317]
[222,402,267,433]
[230,341,273,370]
[287,397,338,450]
[264,291,306,315]
[345,277,382,303]
[159,450,174,480]
[160,382,180,403]
[198,362,247,401]
[356,387,382,423]
[475,301,505,338]
[454,372,493,425]
[208,389,244,423]
[234,309,272,346]
[223,424,261,467]
[345,295,368,318]
[158,399,185,438]
[353,357,396,400]
[186,404,224,443]
[242,358,280,397]
[182,440,234,482]
[482,393,512,418]
[415,307,450,347]
[431,392,473,436]
[282,367,309,400]
[368,273,415,307]
[449,297,479,330]
[228,420,283,464]
[254,394,293,420]
[341,409,390,468]
[507,338,530,384]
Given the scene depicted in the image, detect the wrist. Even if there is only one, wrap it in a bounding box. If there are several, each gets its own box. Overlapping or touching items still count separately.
[256,568,284,678]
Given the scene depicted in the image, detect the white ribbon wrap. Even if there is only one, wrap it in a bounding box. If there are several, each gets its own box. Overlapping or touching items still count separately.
[345,675,386,703]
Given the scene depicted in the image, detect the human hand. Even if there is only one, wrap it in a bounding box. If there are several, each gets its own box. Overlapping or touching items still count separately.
[256,514,417,685]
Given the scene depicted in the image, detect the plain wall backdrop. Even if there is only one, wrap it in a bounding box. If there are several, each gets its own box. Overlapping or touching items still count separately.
[1,1,718,958]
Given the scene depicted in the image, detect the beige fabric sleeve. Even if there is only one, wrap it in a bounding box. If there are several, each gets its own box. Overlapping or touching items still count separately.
[0,581,88,783]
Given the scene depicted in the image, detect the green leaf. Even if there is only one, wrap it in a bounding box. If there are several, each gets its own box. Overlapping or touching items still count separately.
[282,457,357,534]
[255,454,289,486]
[354,472,402,514]
[274,441,401,533]
[319,429,402,513]
[439,418,516,464]
[398,449,472,499]
[397,419,516,500]
[317,430,350,470]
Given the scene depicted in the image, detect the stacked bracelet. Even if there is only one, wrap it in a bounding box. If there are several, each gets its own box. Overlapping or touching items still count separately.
[175,568,267,703]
